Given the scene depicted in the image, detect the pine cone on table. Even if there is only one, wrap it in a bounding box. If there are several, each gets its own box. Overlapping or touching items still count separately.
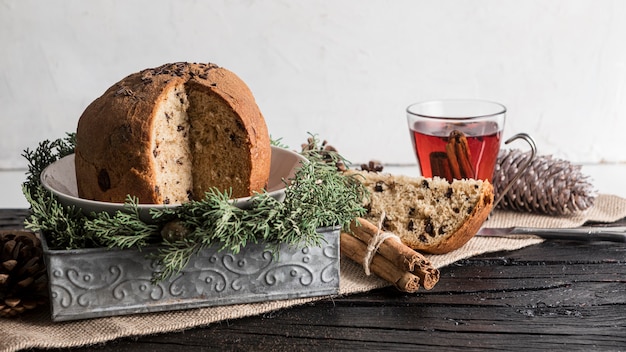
[492,149,597,215]
[0,230,48,318]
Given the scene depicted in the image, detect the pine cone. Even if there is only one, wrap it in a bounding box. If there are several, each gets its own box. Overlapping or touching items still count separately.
[492,149,597,215]
[0,231,48,318]
[301,137,347,171]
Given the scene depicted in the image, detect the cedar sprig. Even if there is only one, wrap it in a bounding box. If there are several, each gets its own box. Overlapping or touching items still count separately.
[281,159,367,232]
[21,133,89,249]
[22,133,75,195]
[22,184,88,249]
[149,240,201,283]
[85,196,160,249]
[148,191,282,282]
[300,133,349,171]
[270,136,289,149]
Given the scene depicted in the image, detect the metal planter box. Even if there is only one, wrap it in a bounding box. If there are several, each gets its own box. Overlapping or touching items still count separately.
[42,227,340,322]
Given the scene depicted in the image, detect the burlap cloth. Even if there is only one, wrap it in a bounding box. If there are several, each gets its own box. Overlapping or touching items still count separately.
[2,193,625,352]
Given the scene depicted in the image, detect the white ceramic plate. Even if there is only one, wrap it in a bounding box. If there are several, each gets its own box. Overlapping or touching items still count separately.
[41,146,307,222]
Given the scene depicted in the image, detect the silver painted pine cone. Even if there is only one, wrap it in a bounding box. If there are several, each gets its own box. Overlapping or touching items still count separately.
[492,149,597,215]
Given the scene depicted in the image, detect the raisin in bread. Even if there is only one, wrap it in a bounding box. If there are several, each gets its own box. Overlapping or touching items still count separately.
[347,170,494,254]
[75,62,271,204]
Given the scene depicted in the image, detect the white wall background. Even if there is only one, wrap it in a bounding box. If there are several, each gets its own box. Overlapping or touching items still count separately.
[2,0,626,170]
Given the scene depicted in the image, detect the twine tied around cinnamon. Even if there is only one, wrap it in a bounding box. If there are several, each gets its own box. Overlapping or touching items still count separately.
[340,217,441,292]
[362,212,401,276]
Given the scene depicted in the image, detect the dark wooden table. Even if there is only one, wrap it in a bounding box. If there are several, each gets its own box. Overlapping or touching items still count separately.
[3,209,625,352]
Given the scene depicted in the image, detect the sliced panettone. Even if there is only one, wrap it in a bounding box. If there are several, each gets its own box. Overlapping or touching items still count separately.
[75,62,271,204]
[347,170,494,254]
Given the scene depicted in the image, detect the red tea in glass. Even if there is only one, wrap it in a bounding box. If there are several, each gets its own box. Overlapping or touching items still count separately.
[406,100,506,182]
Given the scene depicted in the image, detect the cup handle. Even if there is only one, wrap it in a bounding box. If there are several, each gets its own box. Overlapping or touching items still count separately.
[493,133,537,209]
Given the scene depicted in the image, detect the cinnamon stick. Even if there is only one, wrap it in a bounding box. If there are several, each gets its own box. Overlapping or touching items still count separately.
[445,130,475,179]
[430,151,453,182]
[349,218,440,290]
[340,232,421,293]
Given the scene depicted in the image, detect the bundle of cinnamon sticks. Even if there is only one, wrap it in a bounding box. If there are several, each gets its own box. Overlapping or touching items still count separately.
[340,218,440,293]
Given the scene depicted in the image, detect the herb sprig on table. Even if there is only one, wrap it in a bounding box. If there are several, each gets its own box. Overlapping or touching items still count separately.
[22,134,368,282]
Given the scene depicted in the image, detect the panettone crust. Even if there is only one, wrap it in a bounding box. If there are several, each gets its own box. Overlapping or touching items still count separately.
[75,62,271,204]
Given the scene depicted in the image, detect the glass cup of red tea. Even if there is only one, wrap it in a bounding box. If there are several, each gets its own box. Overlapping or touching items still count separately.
[406,100,535,198]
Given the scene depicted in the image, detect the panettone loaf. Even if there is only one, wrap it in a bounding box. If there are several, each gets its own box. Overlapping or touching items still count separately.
[75,62,271,204]
[348,170,494,254]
